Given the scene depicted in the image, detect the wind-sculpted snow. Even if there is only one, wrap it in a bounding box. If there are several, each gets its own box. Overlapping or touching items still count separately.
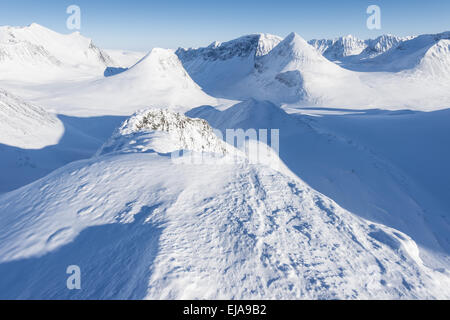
[188,99,450,272]
[0,112,449,299]
[0,89,63,149]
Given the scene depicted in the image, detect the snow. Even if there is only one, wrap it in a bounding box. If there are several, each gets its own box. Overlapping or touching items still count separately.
[176,34,282,98]
[1,48,219,117]
[0,89,63,149]
[309,34,411,62]
[179,32,450,110]
[188,99,450,271]
[0,110,448,299]
[0,23,450,300]
[0,23,115,81]
[104,49,145,68]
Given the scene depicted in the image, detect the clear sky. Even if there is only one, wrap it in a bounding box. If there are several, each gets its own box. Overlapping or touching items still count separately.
[1,0,449,51]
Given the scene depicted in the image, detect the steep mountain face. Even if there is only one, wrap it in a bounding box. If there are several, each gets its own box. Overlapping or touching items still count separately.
[415,39,450,78]
[362,34,410,58]
[175,34,282,97]
[39,48,218,116]
[238,33,372,106]
[177,33,282,61]
[308,34,410,62]
[340,31,450,73]
[176,32,377,107]
[0,23,115,80]
[308,35,366,60]
[0,89,63,149]
[0,111,448,299]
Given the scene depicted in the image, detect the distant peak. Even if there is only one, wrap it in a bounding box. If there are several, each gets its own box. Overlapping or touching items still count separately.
[283,32,308,45]
[27,23,49,31]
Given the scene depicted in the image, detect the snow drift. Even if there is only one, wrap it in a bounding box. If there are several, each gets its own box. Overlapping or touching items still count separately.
[0,110,448,299]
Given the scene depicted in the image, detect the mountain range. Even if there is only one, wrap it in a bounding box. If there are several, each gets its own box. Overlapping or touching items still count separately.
[0,23,449,299]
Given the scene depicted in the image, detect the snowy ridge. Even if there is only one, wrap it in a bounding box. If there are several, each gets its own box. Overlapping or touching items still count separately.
[342,31,450,72]
[0,23,115,80]
[308,34,412,61]
[40,48,218,116]
[98,108,228,155]
[176,33,282,62]
[0,89,63,149]
[0,111,448,299]
[308,35,366,60]
[239,32,373,106]
[414,39,450,78]
[175,34,282,97]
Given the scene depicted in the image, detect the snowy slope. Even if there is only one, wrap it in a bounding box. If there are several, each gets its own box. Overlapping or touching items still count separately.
[308,35,366,60]
[0,109,448,299]
[177,32,377,107]
[308,34,409,62]
[188,99,450,271]
[176,34,282,97]
[104,49,145,68]
[0,23,115,81]
[343,31,450,72]
[177,31,449,110]
[236,33,375,107]
[33,48,218,116]
[0,89,63,149]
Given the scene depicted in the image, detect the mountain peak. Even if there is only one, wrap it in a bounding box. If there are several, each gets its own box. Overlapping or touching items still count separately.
[98,108,228,156]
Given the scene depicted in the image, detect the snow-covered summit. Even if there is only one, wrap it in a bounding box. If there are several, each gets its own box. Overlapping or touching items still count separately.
[259,32,343,73]
[175,34,282,97]
[45,48,217,116]
[308,34,411,61]
[363,34,409,57]
[0,105,449,299]
[98,108,228,155]
[0,23,115,80]
[176,33,282,62]
[357,31,450,73]
[308,35,366,60]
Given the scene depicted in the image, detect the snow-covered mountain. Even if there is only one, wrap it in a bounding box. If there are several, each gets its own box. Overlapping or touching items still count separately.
[364,31,450,73]
[104,49,145,68]
[308,34,411,62]
[35,48,218,116]
[0,23,115,80]
[308,35,367,60]
[176,33,282,97]
[0,109,448,299]
[98,109,229,156]
[230,32,376,107]
[0,89,63,149]
[176,31,450,110]
[1,23,450,300]
[179,32,365,105]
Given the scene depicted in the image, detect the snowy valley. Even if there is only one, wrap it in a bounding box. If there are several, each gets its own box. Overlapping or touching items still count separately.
[0,23,449,300]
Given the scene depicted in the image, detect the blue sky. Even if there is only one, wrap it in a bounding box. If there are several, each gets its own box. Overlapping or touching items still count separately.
[1,0,449,51]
